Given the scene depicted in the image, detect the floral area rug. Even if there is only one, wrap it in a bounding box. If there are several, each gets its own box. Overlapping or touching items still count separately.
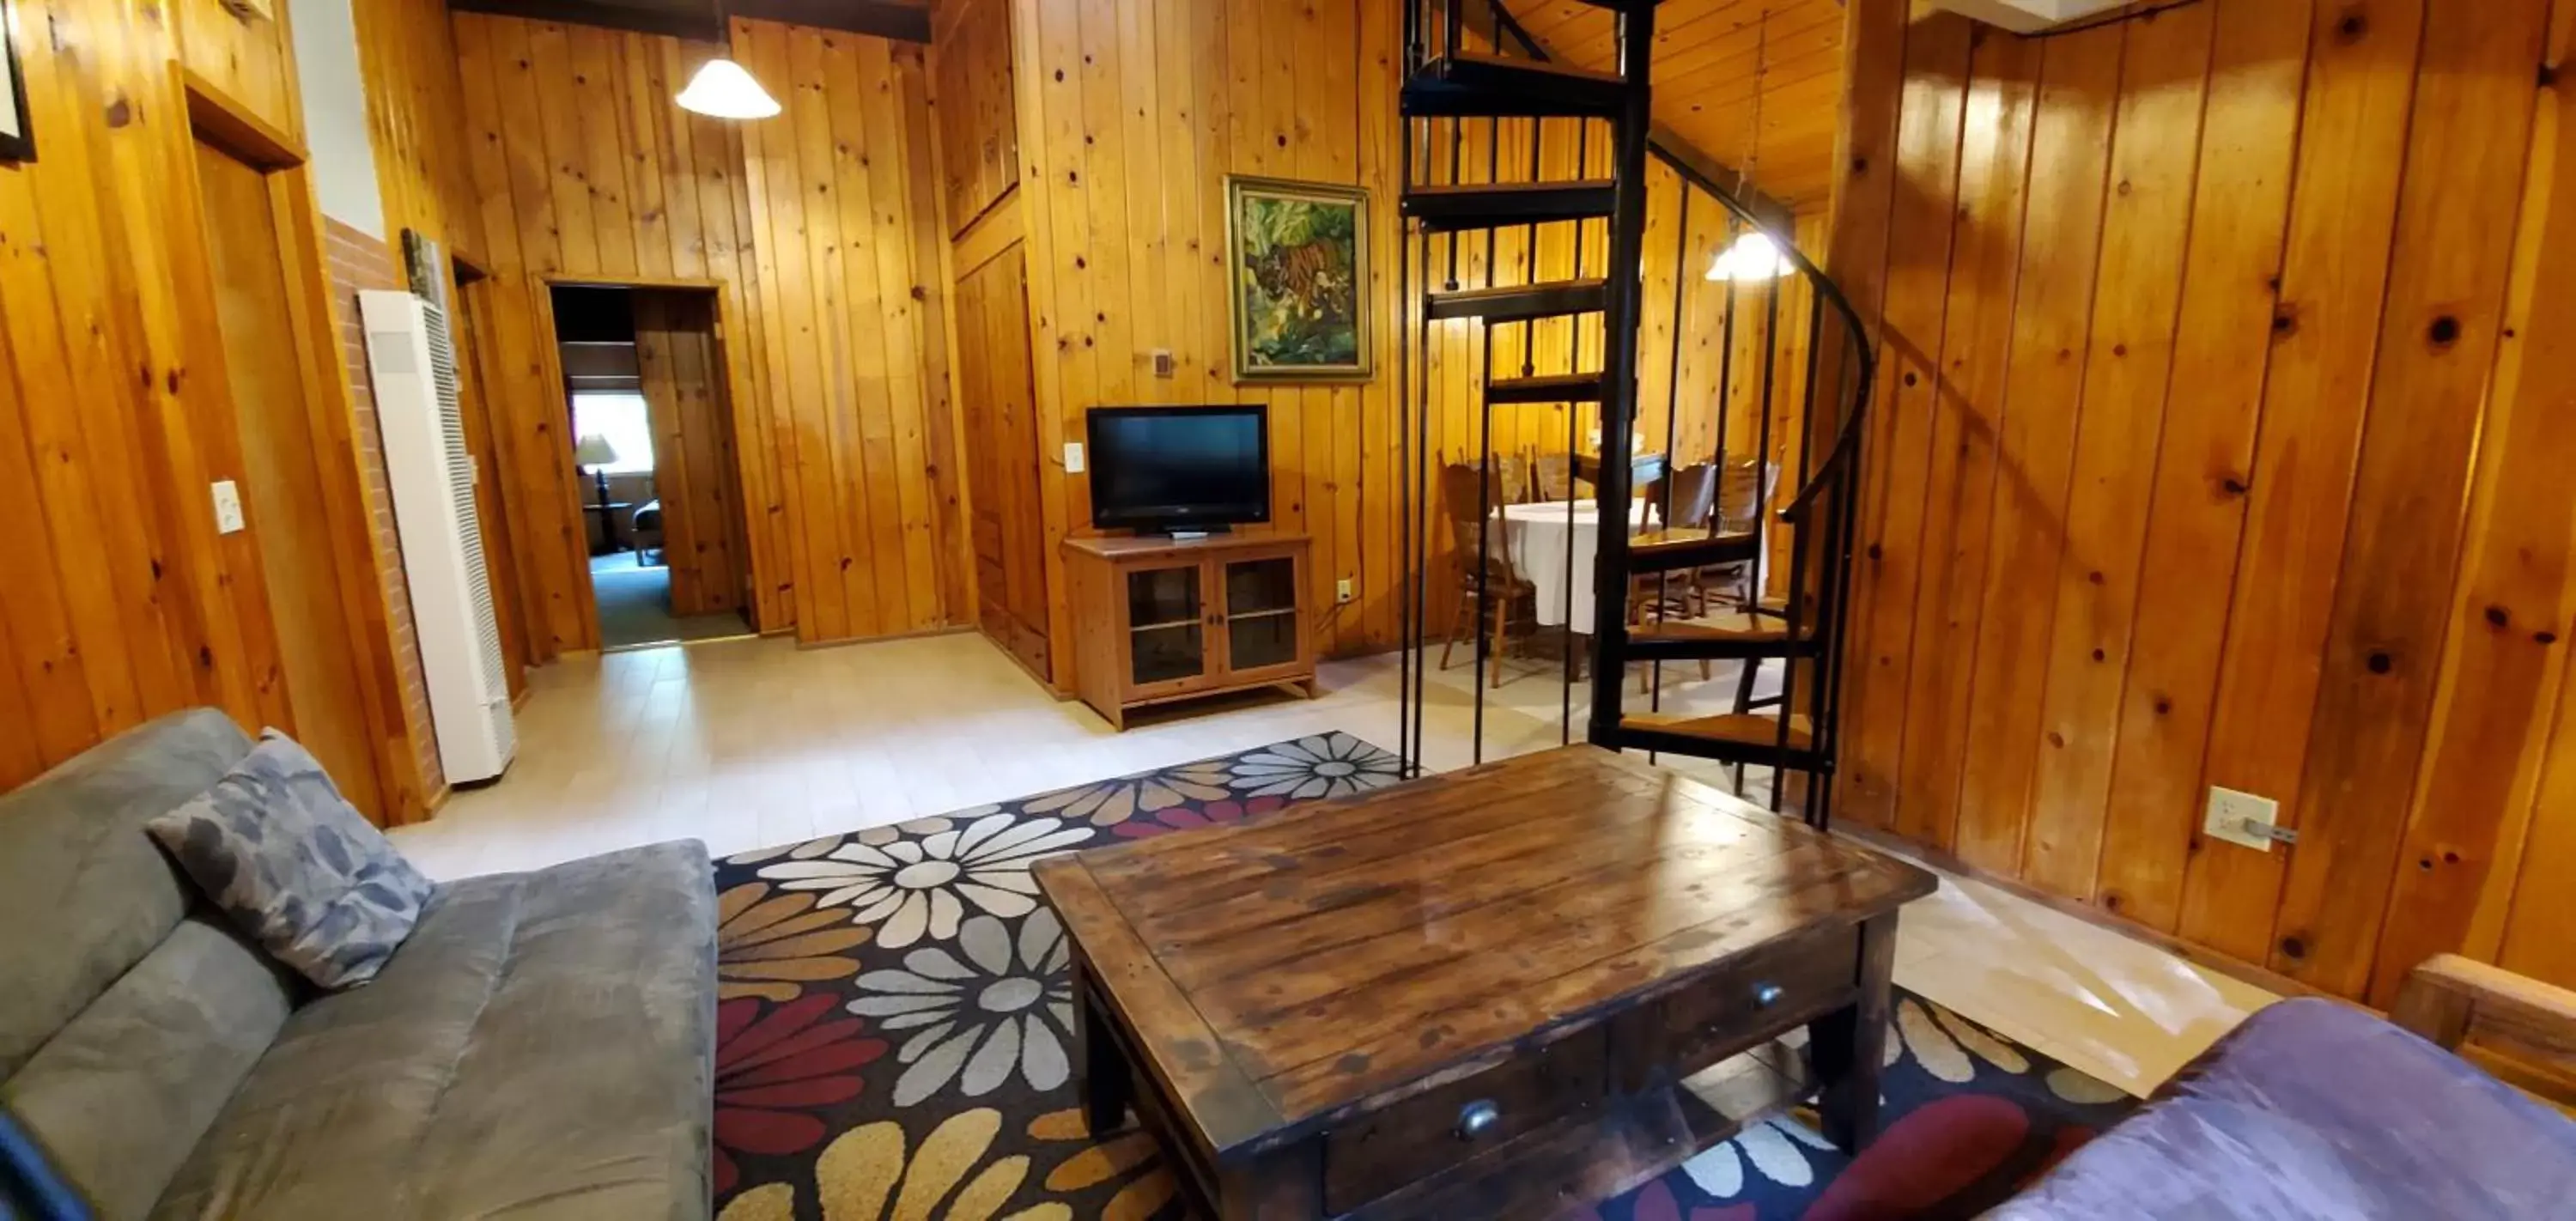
[704,733,2135,1221]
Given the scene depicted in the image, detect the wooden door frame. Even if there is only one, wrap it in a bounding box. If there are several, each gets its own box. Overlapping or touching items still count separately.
[532,275,763,642]
[175,69,431,823]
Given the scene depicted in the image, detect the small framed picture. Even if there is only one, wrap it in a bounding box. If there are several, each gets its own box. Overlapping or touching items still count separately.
[0,0,33,164]
[1225,175,1372,383]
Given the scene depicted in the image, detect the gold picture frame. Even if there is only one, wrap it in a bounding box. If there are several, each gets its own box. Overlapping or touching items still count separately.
[1224,175,1372,383]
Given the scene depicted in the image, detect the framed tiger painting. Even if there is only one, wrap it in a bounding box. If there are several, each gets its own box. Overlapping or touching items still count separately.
[1225,176,1372,382]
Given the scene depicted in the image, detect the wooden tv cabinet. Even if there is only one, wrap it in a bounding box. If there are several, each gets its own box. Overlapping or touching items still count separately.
[1061,533,1316,730]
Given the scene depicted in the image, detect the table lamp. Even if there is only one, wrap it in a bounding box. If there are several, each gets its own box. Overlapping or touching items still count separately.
[574,434,620,551]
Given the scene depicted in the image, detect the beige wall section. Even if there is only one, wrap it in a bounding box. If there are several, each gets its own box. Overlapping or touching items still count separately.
[290,0,387,237]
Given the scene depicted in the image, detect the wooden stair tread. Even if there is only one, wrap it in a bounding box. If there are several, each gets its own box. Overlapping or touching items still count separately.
[1401,51,1631,118]
[1625,527,1761,572]
[1426,278,1607,323]
[1628,618,1813,645]
[1445,48,1626,85]
[1403,180,1618,233]
[1620,712,1815,751]
[1488,371,1607,404]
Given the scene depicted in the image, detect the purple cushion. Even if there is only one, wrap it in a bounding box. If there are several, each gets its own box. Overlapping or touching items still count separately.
[1996,997,2576,1219]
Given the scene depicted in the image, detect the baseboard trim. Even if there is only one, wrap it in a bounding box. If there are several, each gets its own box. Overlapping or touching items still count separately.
[1832,822,2342,1006]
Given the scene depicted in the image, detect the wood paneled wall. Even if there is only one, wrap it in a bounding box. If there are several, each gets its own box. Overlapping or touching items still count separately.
[635,292,751,618]
[3,0,317,790]
[1826,0,2576,1003]
[969,0,1817,693]
[990,0,1406,689]
[930,0,1015,234]
[422,12,965,653]
[732,15,969,642]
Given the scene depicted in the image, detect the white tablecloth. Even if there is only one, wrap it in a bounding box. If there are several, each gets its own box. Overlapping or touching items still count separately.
[1496,500,1648,636]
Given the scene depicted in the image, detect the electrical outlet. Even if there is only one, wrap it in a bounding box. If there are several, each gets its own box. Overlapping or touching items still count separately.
[211,481,245,534]
[2203,786,2281,852]
[1064,442,1084,474]
[1151,349,1176,379]
[1336,578,1354,604]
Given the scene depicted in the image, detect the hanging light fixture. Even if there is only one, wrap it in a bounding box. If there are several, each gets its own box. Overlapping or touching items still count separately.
[677,3,779,119]
[1708,228,1794,282]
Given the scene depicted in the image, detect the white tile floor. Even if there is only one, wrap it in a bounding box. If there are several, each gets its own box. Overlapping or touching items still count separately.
[392,629,2275,1096]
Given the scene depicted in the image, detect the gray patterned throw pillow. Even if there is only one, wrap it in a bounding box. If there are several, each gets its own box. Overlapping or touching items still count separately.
[147,730,434,989]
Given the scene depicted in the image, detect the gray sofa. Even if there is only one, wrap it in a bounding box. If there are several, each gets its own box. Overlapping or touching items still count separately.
[0,710,720,1220]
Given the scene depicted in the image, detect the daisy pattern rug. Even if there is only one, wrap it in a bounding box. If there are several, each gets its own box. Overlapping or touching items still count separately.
[705,733,2133,1221]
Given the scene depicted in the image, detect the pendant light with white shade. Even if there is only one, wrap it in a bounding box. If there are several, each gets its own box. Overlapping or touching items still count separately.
[1709,7,1789,283]
[677,2,780,120]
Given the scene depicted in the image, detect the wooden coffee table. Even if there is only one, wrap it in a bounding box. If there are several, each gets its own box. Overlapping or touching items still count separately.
[1032,745,1937,1220]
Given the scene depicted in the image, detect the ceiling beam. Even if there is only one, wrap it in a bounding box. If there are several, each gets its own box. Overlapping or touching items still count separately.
[445,0,932,44]
[449,0,719,40]
[738,0,930,42]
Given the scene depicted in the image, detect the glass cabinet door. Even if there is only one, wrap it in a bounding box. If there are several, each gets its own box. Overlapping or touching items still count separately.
[1125,564,1206,687]
[1222,556,1300,672]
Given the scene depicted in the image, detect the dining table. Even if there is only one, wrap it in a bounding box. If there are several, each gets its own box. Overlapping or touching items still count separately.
[1493,498,1649,637]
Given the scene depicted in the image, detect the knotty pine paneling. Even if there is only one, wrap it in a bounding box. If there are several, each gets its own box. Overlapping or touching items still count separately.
[437,12,966,652]
[175,0,303,140]
[991,0,1819,696]
[1,0,442,822]
[1515,0,1850,211]
[635,291,750,618]
[1825,0,2576,1004]
[930,0,1015,234]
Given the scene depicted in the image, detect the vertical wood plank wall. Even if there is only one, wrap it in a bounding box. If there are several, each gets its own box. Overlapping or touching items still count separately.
[971,0,1820,691]
[635,292,752,618]
[422,12,966,653]
[0,1,313,791]
[1827,0,2576,1003]
[995,0,1405,687]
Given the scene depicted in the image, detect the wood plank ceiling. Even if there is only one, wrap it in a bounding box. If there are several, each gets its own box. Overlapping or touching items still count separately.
[1510,0,1849,213]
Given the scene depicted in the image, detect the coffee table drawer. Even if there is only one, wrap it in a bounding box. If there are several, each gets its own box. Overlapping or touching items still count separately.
[1321,1029,1609,1214]
[1665,926,1861,1071]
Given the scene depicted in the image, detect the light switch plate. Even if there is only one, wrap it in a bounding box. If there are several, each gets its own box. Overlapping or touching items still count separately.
[211,480,246,534]
[1336,578,1354,604]
[2203,786,2280,852]
[1064,442,1084,474]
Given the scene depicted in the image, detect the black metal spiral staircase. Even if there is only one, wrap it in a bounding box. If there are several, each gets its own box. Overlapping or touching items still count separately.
[1392,0,1877,829]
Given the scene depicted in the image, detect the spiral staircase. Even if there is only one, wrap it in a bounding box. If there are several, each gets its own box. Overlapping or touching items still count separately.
[1390,0,1877,829]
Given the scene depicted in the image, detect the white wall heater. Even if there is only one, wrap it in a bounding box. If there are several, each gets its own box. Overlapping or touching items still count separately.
[360,289,517,784]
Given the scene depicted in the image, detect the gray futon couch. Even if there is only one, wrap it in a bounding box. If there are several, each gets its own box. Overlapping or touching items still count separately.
[0,710,720,1219]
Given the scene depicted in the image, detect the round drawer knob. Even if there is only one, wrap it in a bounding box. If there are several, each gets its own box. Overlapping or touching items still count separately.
[1455,1099,1502,1140]
[1753,981,1784,1008]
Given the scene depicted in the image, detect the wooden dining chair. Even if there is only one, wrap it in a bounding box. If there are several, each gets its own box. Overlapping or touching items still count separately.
[1625,461,1722,692]
[1699,457,1777,614]
[1438,461,1537,688]
[1533,453,1590,503]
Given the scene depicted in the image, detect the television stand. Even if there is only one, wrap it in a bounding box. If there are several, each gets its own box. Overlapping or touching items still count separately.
[1060,533,1316,730]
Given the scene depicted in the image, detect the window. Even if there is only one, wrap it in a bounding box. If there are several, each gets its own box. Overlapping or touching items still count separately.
[571,392,657,475]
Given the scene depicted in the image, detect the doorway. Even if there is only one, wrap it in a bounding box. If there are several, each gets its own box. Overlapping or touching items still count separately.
[550,285,754,650]
[191,130,389,816]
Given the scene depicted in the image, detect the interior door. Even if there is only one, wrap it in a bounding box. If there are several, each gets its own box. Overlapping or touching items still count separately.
[193,137,386,817]
[957,246,1048,676]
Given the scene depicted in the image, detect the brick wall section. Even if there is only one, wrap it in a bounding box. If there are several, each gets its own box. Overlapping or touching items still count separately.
[324,218,448,813]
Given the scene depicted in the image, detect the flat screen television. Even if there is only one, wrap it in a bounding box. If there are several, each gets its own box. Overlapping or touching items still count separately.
[1087,404,1271,533]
